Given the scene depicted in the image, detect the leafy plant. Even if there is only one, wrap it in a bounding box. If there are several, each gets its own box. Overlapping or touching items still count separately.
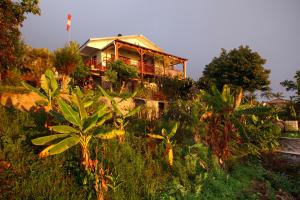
[199,85,239,165]
[148,123,178,166]
[104,60,138,93]
[53,41,83,92]
[31,88,122,170]
[98,86,140,131]
[21,69,59,111]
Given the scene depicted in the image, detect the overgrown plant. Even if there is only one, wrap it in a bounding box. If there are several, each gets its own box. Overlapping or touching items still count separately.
[148,123,178,166]
[21,69,59,111]
[104,60,138,93]
[31,88,123,170]
[98,86,140,131]
[200,85,245,166]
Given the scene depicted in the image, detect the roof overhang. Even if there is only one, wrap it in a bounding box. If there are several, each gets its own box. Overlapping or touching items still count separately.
[101,39,187,65]
[80,45,100,57]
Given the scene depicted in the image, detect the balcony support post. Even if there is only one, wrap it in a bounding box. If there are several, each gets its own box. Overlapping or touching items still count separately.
[114,41,122,61]
[137,48,145,83]
[183,60,187,78]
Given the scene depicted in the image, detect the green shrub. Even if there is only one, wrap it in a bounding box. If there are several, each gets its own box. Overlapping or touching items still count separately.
[0,106,86,199]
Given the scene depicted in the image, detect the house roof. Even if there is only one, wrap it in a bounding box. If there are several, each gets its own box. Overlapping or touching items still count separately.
[101,39,187,63]
[79,34,187,65]
[79,34,164,54]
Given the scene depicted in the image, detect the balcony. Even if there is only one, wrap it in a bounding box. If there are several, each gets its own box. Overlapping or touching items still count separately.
[85,56,183,77]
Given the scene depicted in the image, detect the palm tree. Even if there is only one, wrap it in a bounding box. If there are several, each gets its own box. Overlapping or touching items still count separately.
[271,92,284,99]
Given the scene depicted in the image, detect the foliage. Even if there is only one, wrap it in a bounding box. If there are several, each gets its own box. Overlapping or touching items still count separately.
[157,76,199,100]
[0,0,40,72]
[31,87,121,170]
[0,106,86,199]
[53,41,83,75]
[105,60,138,93]
[53,41,83,92]
[199,85,243,165]
[199,45,270,93]
[0,105,297,199]
[22,69,60,110]
[236,121,281,156]
[22,46,54,85]
[280,70,300,96]
[1,68,23,86]
[148,123,178,166]
[98,86,140,131]
[71,65,91,87]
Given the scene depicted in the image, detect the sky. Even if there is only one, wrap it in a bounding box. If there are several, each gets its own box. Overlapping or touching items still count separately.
[21,0,300,97]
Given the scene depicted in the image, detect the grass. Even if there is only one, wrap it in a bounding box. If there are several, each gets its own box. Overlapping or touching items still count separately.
[0,85,29,94]
[283,131,300,138]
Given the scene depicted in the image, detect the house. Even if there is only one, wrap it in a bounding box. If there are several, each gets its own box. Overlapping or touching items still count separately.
[266,98,290,109]
[79,34,187,79]
[79,35,188,119]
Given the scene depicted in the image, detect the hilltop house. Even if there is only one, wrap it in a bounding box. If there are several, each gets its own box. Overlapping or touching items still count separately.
[79,34,187,79]
[79,35,188,119]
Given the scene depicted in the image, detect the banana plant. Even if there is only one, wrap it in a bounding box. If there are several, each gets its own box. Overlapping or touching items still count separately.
[31,88,124,170]
[98,86,140,131]
[148,123,178,166]
[199,85,245,166]
[21,69,59,111]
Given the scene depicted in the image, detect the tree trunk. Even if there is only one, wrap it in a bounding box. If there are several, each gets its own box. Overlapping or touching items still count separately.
[235,88,243,108]
[81,145,90,171]
[61,74,71,93]
[119,81,126,93]
[193,126,201,144]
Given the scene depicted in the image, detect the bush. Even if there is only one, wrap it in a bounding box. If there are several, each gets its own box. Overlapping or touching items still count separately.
[0,106,86,199]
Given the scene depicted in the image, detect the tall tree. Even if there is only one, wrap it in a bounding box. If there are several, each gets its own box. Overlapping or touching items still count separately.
[53,41,83,92]
[0,0,40,75]
[199,46,271,101]
[280,70,300,97]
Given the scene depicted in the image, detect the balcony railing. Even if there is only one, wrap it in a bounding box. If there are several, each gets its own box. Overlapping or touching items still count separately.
[85,56,182,77]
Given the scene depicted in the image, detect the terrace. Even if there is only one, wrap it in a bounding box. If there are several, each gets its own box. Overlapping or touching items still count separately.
[85,55,183,77]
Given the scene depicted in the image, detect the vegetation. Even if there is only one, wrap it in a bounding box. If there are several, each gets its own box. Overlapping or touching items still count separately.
[0,6,298,198]
[0,0,40,75]
[0,65,297,199]
[53,41,83,92]
[21,69,60,111]
[104,60,139,93]
[157,76,198,100]
[281,70,300,97]
[199,46,271,104]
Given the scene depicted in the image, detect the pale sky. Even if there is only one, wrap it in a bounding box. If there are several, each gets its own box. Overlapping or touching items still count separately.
[21,0,300,97]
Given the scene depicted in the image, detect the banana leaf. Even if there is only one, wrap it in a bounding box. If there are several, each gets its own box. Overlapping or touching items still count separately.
[39,136,80,157]
[57,98,81,127]
[83,114,99,133]
[168,123,178,138]
[32,134,70,145]
[50,125,79,134]
[21,81,48,99]
[148,134,165,140]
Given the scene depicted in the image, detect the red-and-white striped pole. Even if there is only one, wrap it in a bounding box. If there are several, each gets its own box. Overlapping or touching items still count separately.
[66,14,72,43]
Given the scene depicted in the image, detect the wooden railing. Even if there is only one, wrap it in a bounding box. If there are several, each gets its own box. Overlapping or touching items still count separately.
[85,56,182,76]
